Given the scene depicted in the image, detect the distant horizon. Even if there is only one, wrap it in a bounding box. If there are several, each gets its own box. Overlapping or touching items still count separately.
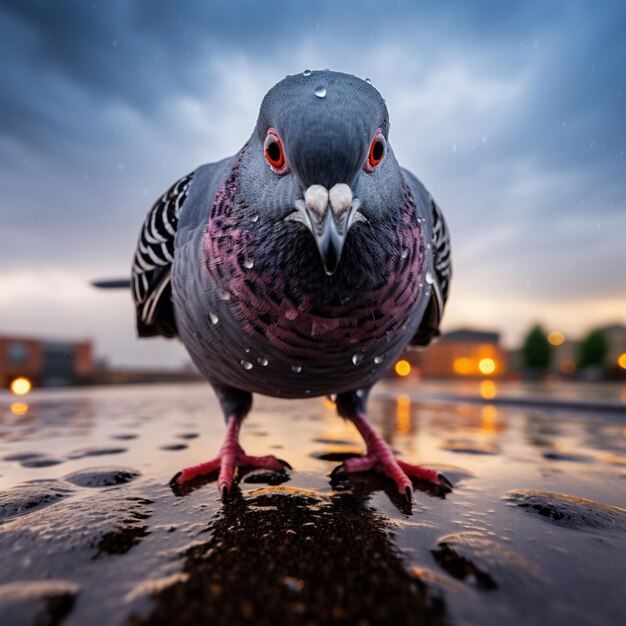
[2,319,625,370]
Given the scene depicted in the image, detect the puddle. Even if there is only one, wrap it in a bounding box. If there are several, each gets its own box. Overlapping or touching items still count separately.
[504,490,626,530]
[0,480,74,523]
[0,382,624,625]
[67,447,127,459]
[0,580,79,626]
[310,446,364,461]
[64,467,141,488]
[440,439,500,455]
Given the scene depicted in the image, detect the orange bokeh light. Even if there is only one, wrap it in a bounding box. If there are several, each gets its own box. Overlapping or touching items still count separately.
[10,402,29,416]
[480,380,497,399]
[395,360,411,377]
[481,405,498,431]
[478,358,496,375]
[396,394,411,433]
[548,331,565,346]
[453,357,472,375]
[10,377,32,396]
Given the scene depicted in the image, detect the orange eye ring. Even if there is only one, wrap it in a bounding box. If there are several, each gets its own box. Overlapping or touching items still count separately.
[264,128,288,173]
[365,130,386,172]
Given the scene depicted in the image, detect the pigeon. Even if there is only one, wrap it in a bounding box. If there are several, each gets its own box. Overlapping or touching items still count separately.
[131,70,452,501]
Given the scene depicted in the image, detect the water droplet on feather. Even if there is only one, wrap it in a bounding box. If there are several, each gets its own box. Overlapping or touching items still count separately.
[244,259,254,269]
[374,355,384,364]
[352,354,363,366]
[258,357,269,366]
[314,86,326,98]
[365,78,372,84]
[292,364,302,373]
[208,312,218,325]
[426,271,435,284]
[241,360,253,370]
[303,69,312,76]
[401,249,409,259]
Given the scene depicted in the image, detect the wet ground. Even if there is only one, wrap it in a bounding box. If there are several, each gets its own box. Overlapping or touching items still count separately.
[0,381,625,626]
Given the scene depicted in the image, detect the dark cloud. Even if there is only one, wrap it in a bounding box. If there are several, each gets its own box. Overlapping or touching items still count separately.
[0,0,624,365]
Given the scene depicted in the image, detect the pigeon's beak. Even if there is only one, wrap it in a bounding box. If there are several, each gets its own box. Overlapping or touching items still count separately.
[286,184,365,276]
[310,208,344,276]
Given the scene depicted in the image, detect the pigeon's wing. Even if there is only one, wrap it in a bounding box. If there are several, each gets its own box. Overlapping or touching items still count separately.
[402,170,452,347]
[411,197,452,346]
[131,172,194,338]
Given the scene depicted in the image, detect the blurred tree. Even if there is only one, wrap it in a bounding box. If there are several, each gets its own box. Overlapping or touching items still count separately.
[576,329,609,369]
[521,325,551,371]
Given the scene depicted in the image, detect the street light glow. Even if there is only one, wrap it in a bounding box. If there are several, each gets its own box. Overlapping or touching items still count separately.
[10,377,32,396]
[395,360,411,377]
[453,357,473,375]
[548,331,565,346]
[478,358,496,375]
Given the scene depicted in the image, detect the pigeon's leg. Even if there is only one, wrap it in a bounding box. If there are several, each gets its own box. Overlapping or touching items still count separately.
[334,390,452,500]
[172,386,290,497]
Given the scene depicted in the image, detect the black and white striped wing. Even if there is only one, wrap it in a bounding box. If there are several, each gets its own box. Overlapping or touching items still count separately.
[430,198,452,305]
[131,173,193,338]
[412,198,452,346]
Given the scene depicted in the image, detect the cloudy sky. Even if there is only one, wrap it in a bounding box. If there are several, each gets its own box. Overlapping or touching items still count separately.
[1,0,625,368]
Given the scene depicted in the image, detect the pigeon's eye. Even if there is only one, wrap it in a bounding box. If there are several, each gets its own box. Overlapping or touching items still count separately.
[264,129,288,174]
[365,131,386,172]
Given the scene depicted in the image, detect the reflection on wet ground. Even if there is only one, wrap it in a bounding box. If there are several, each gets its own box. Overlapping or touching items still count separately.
[0,382,624,625]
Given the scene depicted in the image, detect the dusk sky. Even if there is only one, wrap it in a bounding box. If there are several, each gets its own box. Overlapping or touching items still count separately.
[1,0,625,368]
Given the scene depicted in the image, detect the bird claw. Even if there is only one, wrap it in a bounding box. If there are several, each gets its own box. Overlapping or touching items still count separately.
[404,485,413,503]
[277,458,293,471]
[173,451,292,498]
[220,484,229,501]
[330,463,347,479]
[438,473,453,490]
[329,450,452,498]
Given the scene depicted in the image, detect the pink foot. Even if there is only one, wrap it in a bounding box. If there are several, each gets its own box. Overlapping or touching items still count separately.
[171,416,291,498]
[335,412,452,500]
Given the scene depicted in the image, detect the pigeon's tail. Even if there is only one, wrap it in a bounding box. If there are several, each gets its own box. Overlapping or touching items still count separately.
[91,278,131,289]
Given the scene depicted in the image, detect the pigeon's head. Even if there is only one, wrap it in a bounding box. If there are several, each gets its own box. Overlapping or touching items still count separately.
[239,70,404,276]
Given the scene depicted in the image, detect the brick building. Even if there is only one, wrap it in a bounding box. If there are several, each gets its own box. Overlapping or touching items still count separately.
[0,334,94,388]
[394,328,507,379]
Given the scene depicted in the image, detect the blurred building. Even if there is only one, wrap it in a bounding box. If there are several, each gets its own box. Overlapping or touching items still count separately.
[550,339,577,376]
[0,334,94,388]
[395,328,507,379]
[507,324,626,378]
[599,324,626,366]
[546,324,625,376]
